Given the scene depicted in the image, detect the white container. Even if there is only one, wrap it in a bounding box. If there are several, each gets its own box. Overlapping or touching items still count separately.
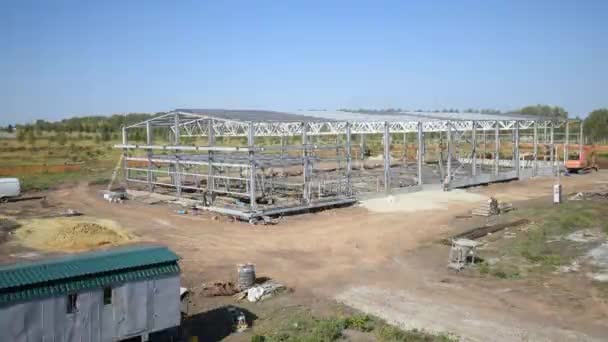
[553,183,562,204]
[0,178,20,202]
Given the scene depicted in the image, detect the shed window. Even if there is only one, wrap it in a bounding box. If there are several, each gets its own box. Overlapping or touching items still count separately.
[67,293,78,313]
[103,287,112,305]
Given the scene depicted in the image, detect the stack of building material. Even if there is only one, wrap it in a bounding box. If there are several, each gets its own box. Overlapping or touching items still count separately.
[472,198,499,217]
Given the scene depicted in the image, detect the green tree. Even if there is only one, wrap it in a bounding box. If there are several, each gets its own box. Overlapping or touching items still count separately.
[583,109,608,143]
[7,124,13,133]
[520,104,568,118]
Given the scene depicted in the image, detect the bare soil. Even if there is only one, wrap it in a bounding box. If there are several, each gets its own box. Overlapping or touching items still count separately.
[1,171,608,340]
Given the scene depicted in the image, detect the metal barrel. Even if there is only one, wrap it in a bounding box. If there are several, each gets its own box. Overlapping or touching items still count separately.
[237,263,256,290]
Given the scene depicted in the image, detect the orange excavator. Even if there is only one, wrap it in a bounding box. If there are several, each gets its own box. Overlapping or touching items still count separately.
[565,145,599,174]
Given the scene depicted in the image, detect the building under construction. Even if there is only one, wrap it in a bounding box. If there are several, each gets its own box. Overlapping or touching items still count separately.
[116,109,581,220]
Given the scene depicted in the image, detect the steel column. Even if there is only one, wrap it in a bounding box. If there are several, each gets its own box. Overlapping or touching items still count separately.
[360,133,366,167]
[514,121,520,177]
[146,122,153,192]
[471,121,477,176]
[174,113,181,197]
[346,123,352,195]
[122,126,128,189]
[383,122,391,193]
[302,123,310,203]
[403,132,407,165]
[416,122,423,186]
[550,122,555,175]
[494,121,500,176]
[533,122,538,176]
[579,121,584,158]
[207,119,215,198]
[563,120,569,166]
[446,121,452,189]
[248,123,257,210]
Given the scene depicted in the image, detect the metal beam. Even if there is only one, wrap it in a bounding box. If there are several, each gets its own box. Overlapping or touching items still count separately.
[417,121,423,186]
[248,123,257,210]
[346,123,352,195]
[146,122,153,192]
[494,121,500,176]
[208,119,215,200]
[550,122,555,175]
[446,121,452,189]
[302,123,310,203]
[471,121,477,177]
[383,121,391,193]
[564,120,569,165]
[579,121,584,158]
[514,121,520,178]
[533,122,538,176]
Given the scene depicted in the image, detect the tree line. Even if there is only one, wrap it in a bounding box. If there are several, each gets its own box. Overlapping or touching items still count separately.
[2,106,608,143]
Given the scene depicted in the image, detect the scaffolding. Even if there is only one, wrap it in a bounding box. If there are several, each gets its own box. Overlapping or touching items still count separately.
[115,109,579,219]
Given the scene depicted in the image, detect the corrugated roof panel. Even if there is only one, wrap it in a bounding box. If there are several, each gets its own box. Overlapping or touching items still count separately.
[0,263,179,305]
[0,245,179,290]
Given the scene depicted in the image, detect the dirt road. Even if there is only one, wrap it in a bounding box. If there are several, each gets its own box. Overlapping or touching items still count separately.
[3,171,608,340]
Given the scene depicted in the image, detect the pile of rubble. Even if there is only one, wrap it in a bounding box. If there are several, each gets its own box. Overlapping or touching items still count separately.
[568,191,608,201]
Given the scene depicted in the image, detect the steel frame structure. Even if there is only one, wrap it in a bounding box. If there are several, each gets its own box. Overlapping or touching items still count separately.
[116,110,579,219]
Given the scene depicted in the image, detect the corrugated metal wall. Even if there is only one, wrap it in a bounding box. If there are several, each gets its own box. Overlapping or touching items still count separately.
[0,276,180,342]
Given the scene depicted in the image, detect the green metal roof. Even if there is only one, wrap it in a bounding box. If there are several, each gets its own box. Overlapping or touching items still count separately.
[0,245,180,305]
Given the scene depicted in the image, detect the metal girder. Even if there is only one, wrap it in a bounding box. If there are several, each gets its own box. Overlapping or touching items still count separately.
[124,111,567,138]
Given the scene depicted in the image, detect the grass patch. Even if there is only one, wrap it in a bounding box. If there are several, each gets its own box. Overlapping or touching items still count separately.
[20,171,87,191]
[251,312,456,342]
[478,201,608,278]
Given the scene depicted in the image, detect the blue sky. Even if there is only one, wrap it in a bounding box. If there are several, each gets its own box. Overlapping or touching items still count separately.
[1,0,606,125]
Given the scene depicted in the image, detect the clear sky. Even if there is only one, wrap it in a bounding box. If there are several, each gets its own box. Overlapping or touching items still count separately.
[1,0,606,125]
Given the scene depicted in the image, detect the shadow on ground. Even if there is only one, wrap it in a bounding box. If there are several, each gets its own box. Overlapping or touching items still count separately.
[182,305,258,341]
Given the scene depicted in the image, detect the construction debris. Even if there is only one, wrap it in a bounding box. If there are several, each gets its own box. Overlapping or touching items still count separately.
[103,191,126,203]
[472,197,514,216]
[472,198,499,216]
[568,191,608,201]
[234,279,286,302]
[199,281,239,297]
[61,208,82,217]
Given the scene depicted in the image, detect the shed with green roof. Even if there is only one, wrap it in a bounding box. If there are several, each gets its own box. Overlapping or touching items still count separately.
[0,245,181,342]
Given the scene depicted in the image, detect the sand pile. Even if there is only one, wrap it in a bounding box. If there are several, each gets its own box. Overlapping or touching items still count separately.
[361,185,487,213]
[15,217,135,252]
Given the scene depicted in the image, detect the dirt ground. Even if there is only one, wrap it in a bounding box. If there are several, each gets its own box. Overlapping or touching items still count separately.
[2,172,608,340]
